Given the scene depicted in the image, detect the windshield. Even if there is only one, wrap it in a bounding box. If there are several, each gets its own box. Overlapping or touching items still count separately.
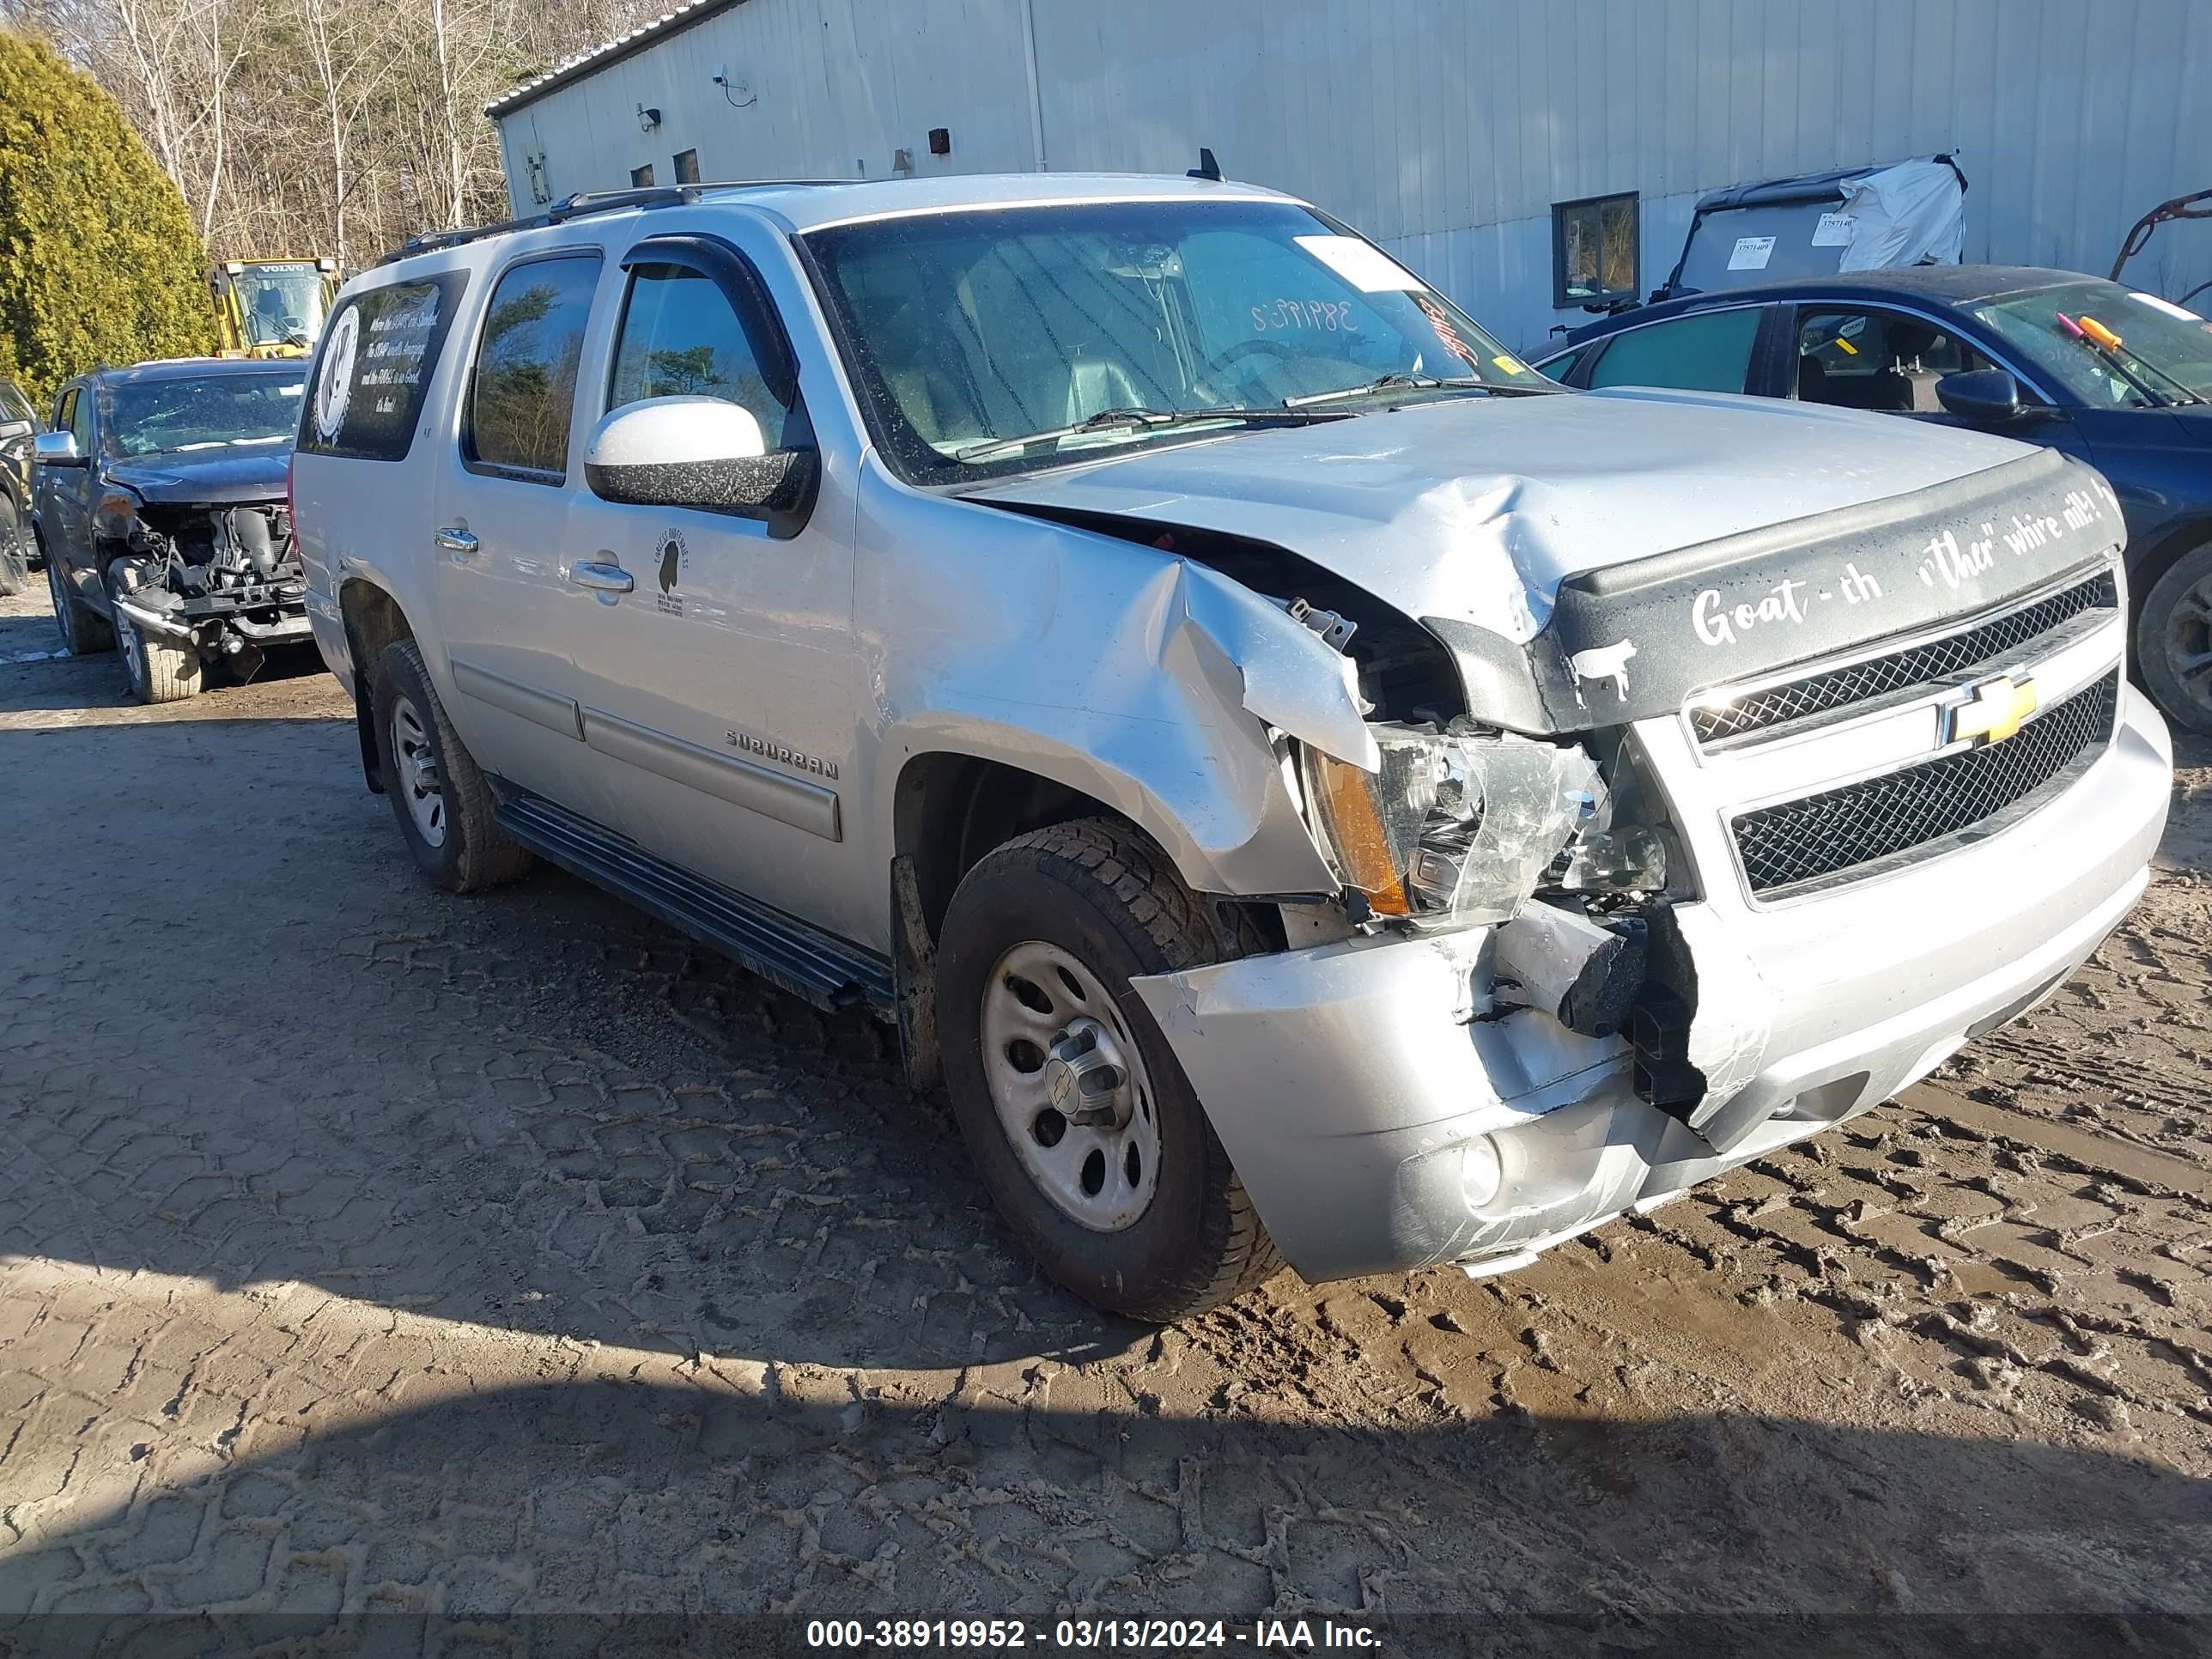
[804,199,1549,478]
[101,373,306,459]
[1968,279,2212,408]
[233,266,327,347]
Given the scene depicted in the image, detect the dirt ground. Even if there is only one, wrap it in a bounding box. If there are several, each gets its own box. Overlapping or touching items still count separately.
[1,579,2208,1656]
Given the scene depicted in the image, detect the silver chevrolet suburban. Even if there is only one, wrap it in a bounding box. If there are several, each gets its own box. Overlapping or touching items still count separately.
[292,174,2171,1321]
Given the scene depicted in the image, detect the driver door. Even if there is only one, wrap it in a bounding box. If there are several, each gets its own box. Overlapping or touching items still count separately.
[562,229,871,945]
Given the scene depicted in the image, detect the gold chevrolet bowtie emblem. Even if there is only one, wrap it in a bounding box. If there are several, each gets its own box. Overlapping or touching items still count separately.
[1947,675,2040,746]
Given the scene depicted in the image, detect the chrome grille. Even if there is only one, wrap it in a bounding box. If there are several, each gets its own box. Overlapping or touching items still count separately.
[1731,671,2118,896]
[1692,570,2118,745]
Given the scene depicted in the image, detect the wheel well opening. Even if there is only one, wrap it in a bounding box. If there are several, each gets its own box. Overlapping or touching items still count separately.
[341,580,413,685]
[896,756,1112,944]
[892,755,1290,957]
[339,580,414,792]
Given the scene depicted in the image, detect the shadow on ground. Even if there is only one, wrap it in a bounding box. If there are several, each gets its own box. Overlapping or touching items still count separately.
[0,1382,2205,1654]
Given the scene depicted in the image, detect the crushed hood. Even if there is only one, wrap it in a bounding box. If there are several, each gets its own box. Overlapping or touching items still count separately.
[967,388,2032,642]
[969,390,2127,735]
[104,448,290,507]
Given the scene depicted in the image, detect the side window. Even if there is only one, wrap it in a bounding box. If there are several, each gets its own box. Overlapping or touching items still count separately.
[466,254,601,479]
[1794,307,1994,413]
[1585,307,1763,395]
[609,264,785,448]
[1537,346,1586,384]
[0,381,31,425]
[67,388,93,449]
[301,271,468,462]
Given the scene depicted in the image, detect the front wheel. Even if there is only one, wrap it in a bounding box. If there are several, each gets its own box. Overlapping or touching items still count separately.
[937,817,1280,1322]
[2138,541,2212,738]
[46,550,113,655]
[111,564,201,703]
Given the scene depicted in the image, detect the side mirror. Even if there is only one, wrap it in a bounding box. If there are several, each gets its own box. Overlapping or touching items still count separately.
[583,395,816,514]
[0,417,30,443]
[1936,368,2039,426]
[33,431,83,467]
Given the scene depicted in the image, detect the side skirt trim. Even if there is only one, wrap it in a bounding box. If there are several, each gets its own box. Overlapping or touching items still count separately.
[493,789,894,1016]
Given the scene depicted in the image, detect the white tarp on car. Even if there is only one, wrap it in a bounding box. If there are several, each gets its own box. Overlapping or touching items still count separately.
[1834,159,1967,272]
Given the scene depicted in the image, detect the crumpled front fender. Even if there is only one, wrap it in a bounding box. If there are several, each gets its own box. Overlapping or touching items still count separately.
[862,465,1376,896]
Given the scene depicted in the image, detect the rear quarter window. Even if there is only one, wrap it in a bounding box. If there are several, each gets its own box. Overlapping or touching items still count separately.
[299,271,468,462]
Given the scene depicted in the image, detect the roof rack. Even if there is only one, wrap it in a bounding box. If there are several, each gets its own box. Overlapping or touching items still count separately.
[372,180,857,269]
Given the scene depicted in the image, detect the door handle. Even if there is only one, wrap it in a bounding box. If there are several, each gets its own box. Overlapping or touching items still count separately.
[434,526,479,556]
[569,559,635,593]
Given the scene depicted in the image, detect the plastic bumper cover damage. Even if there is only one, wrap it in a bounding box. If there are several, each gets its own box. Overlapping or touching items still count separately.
[1129,689,2170,1285]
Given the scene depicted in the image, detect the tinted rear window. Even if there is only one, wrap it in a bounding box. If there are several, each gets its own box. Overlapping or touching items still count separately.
[300,271,468,462]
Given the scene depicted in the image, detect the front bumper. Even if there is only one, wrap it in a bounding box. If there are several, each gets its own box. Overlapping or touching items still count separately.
[1130,686,2171,1284]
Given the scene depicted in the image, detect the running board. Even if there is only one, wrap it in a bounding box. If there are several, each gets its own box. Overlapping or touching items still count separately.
[494,792,896,1017]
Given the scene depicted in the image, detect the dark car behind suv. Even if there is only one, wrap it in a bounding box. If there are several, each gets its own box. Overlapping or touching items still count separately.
[0,375,40,596]
[32,358,309,702]
[1534,267,2212,732]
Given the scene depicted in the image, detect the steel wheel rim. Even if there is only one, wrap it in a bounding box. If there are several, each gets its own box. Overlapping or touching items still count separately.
[390,692,447,848]
[2162,573,2212,722]
[979,939,1162,1233]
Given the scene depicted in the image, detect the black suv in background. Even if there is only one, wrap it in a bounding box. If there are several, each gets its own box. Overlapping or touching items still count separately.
[33,358,308,702]
[0,376,40,596]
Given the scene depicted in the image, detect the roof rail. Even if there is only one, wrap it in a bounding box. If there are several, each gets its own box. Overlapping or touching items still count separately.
[373,179,857,269]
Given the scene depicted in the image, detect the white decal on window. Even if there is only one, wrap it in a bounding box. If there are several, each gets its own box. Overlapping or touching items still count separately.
[1292,235,1425,293]
[1811,212,1856,247]
[1727,236,1777,271]
[313,306,361,441]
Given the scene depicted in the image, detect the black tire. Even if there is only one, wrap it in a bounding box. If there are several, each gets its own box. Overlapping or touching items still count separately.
[370,638,533,893]
[2136,540,2212,738]
[46,544,113,655]
[937,817,1281,1322]
[0,498,26,598]
[110,562,201,704]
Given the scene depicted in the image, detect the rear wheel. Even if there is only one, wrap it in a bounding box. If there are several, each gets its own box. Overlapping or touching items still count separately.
[46,548,113,655]
[370,638,532,892]
[937,817,1280,1322]
[2138,541,2212,738]
[0,498,26,597]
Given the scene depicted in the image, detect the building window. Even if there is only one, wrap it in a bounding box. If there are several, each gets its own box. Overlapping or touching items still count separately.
[1552,191,1638,309]
[630,163,656,188]
[672,149,700,185]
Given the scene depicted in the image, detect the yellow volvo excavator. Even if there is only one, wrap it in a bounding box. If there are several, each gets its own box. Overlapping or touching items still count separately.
[211,258,342,358]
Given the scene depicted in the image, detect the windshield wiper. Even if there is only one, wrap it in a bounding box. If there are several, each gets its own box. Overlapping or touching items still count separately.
[1282,372,1554,409]
[952,405,1338,465]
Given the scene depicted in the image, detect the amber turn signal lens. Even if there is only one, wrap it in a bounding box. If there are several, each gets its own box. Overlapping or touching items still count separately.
[1307,751,1412,917]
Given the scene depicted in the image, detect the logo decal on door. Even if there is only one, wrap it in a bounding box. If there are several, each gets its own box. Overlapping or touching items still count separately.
[655,527,687,617]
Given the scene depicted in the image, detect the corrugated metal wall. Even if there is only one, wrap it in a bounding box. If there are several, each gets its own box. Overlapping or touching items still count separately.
[498,0,2212,352]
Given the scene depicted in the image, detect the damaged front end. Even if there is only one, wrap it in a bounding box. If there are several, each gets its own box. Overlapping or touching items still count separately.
[102,493,311,680]
[1111,455,2165,1285]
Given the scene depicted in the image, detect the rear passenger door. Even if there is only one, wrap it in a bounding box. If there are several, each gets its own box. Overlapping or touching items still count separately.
[561,229,868,943]
[1580,305,1772,395]
[430,251,620,821]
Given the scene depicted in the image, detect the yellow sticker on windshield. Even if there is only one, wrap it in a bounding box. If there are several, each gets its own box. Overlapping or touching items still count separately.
[1492,355,1525,374]
[1834,337,1859,356]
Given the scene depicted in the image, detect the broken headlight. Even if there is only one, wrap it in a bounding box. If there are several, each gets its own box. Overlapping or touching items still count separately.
[1299,725,1609,927]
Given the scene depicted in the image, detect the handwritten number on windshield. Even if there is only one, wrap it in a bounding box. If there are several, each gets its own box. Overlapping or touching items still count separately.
[1249,299,1358,333]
